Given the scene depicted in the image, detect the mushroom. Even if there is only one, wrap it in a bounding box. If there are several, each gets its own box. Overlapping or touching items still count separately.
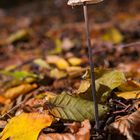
[68,0,103,6]
[67,0,103,130]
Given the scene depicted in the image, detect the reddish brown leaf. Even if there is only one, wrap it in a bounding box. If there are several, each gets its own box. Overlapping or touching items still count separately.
[109,110,140,140]
[38,120,91,140]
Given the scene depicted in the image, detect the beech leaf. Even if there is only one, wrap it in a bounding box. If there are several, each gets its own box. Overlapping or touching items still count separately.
[48,92,109,121]
[77,69,126,102]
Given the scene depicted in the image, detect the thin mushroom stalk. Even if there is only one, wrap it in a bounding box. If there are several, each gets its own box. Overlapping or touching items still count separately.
[67,0,103,130]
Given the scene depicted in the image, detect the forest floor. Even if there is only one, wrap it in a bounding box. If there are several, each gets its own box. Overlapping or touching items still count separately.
[0,1,140,140]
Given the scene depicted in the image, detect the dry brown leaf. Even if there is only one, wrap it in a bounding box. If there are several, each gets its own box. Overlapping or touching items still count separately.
[0,96,10,105]
[25,98,46,108]
[117,62,140,79]
[38,120,91,140]
[0,120,7,129]
[3,84,37,100]
[109,110,140,140]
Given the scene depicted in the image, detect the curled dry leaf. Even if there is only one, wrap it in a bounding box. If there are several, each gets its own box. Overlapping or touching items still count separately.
[0,112,53,140]
[3,84,37,100]
[25,98,46,108]
[38,120,91,140]
[109,110,140,140]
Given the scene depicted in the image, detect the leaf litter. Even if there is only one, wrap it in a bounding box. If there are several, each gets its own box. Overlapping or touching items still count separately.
[0,1,140,140]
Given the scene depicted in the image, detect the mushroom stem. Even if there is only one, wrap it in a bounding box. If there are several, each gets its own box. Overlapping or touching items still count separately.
[83,2,99,130]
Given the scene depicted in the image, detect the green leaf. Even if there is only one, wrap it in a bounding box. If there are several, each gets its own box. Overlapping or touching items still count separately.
[49,39,62,55]
[76,69,126,102]
[33,58,51,69]
[95,69,126,91]
[49,92,109,121]
[0,70,37,80]
[6,29,29,44]
[96,69,126,102]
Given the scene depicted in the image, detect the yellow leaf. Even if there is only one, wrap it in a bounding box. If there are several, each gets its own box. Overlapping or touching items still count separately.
[66,66,87,78]
[49,39,62,55]
[119,80,140,91]
[77,80,91,94]
[68,57,82,66]
[46,55,69,70]
[0,113,53,140]
[102,28,123,44]
[3,84,37,99]
[116,90,140,99]
[50,68,67,79]
[6,29,29,44]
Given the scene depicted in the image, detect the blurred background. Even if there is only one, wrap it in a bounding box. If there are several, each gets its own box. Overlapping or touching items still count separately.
[0,0,140,78]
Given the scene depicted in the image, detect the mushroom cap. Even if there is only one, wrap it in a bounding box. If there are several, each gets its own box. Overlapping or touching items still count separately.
[67,0,103,6]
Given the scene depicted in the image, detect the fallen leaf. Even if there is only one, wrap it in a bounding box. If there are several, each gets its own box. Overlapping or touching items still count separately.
[33,58,51,69]
[77,80,91,94]
[109,110,140,140]
[117,62,140,79]
[0,120,7,129]
[0,70,37,80]
[119,80,140,92]
[76,69,126,102]
[38,120,90,140]
[116,90,140,100]
[46,55,69,70]
[6,29,29,44]
[68,57,82,66]
[66,66,87,78]
[49,39,62,55]
[0,112,53,140]
[48,92,108,121]
[61,38,74,51]
[50,68,67,79]
[95,69,126,91]
[102,28,123,44]
[3,84,37,99]
[0,96,10,105]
